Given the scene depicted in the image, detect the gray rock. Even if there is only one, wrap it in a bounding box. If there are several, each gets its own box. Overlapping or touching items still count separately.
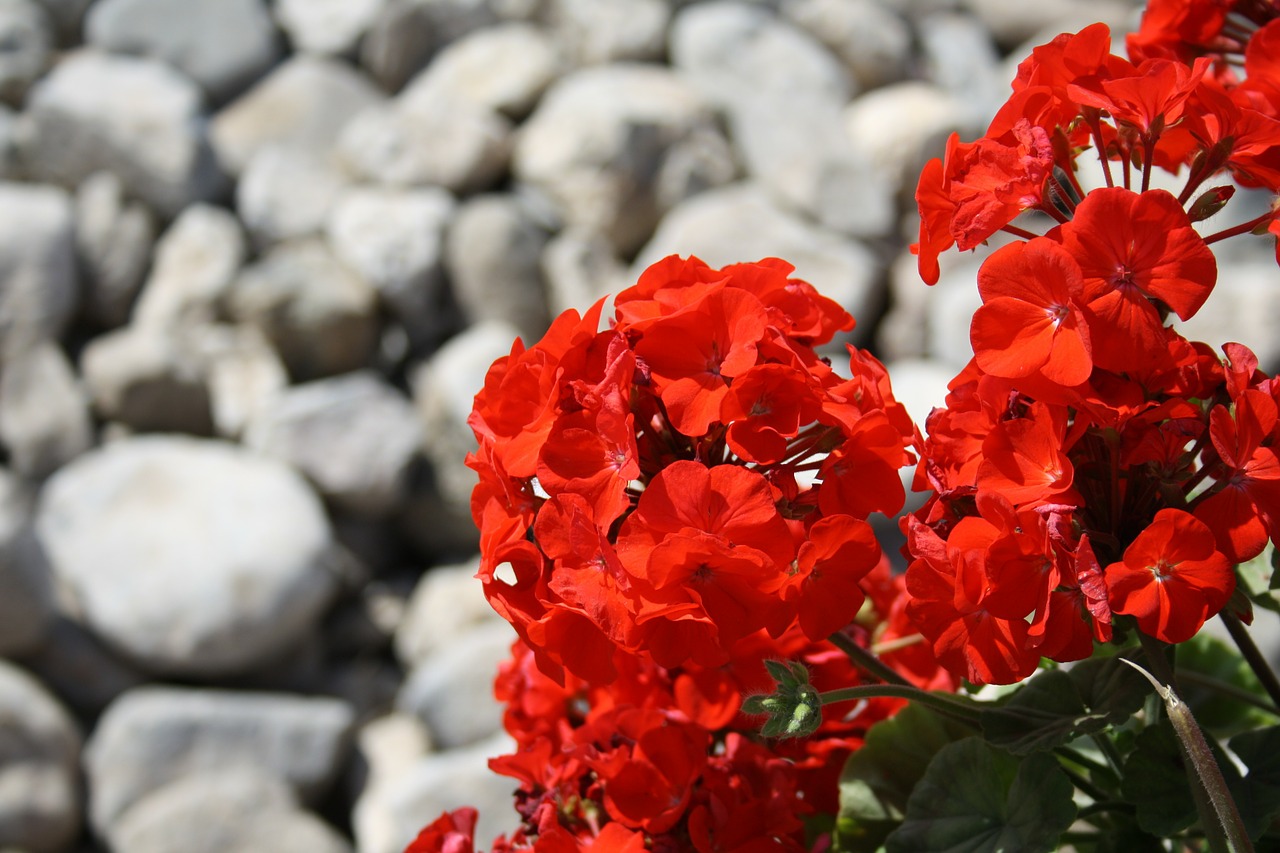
[924,253,985,370]
[244,371,423,516]
[337,89,511,193]
[634,182,883,344]
[544,0,669,64]
[917,13,1006,124]
[20,616,147,717]
[780,0,910,92]
[84,686,355,835]
[0,0,52,104]
[0,470,53,657]
[33,0,89,45]
[540,226,628,317]
[394,556,496,669]
[961,0,1140,50]
[0,660,81,853]
[211,55,385,178]
[275,0,386,56]
[108,770,353,853]
[0,105,19,179]
[80,325,213,434]
[401,22,558,119]
[35,436,340,676]
[1180,260,1280,373]
[326,186,454,349]
[0,183,77,361]
[513,64,736,255]
[85,0,281,103]
[445,193,552,343]
[20,51,227,217]
[357,1,439,92]
[75,172,156,329]
[352,732,515,853]
[882,358,957,437]
[397,620,512,749]
[186,324,288,439]
[670,2,894,238]
[131,204,245,330]
[410,320,521,517]
[0,340,92,478]
[237,145,351,248]
[226,239,379,381]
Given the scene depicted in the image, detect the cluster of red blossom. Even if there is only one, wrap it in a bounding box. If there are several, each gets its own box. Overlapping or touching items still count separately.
[406,0,1280,849]
[419,254,953,851]
[906,0,1280,685]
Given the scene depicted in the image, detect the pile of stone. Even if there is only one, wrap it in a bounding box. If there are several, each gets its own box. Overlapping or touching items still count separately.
[9,0,1264,851]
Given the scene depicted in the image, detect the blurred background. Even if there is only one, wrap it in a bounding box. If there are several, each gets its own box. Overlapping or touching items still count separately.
[13,0,1275,850]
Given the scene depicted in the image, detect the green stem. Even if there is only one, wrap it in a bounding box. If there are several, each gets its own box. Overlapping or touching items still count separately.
[1077,801,1136,820]
[827,632,912,686]
[1219,610,1280,713]
[1178,669,1280,718]
[1091,732,1126,776]
[818,684,981,726]
[1056,760,1112,805]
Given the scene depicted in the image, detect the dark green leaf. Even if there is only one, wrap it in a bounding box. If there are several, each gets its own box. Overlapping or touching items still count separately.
[980,654,1147,755]
[1177,632,1272,734]
[884,737,1076,853]
[1120,719,1247,837]
[834,703,971,852]
[1229,725,1280,838]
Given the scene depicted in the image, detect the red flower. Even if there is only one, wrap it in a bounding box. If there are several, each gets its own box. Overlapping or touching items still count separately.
[788,515,881,641]
[1105,508,1235,643]
[1194,389,1280,562]
[405,808,478,853]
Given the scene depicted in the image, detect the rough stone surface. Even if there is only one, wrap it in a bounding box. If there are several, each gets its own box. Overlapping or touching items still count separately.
[244,371,423,517]
[20,51,226,216]
[236,145,351,248]
[275,0,386,57]
[394,557,496,668]
[80,324,214,435]
[325,186,455,349]
[543,0,669,65]
[84,0,281,102]
[844,81,975,195]
[36,436,339,676]
[0,340,92,478]
[0,0,52,104]
[186,323,288,439]
[108,770,353,853]
[20,615,147,717]
[401,23,558,119]
[445,192,552,342]
[0,660,81,853]
[74,171,156,329]
[211,56,385,178]
[513,64,736,255]
[397,620,512,749]
[540,226,629,316]
[225,238,379,381]
[781,0,910,91]
[84,686,355,835]
[131,204,246,330]
[0,182,77,359]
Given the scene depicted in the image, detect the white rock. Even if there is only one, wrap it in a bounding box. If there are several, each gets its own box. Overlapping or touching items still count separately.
[634,182,883,343]
[844,81,975,194]
[544,0,669,65]
[0,0,51,104]
[400,23,558,119]
[397,620,513,749]
[84,686,355,835]
[357,1,439,92]
[275,0,387,56]
[0,471,53,657]
[74,171,156,329]
[185,324,288,439]
[36,436,340,676]
[780,0,910,91]
[1179,260,1280,370]
[394,556,497,669]
[882,358,958,436]
[0,340,92,478]
[352,733,516,853]
[513,64,736,255]
[337,90,511,193]
[237,145,351,248]
[80,324,213,434]
[108,769,353,853]
[21,51,226,216]
[540,226,628,317]
[131,204,246,330]
[226,239,379,381]
[85,0,281,103]
[326,186,454,348]
[244,371,423,516]
[917,12,1007,125]
[0,182,77,360]
[962,0,1140,49]
[211,55,385,178]
[445,193,552,342]
[0,660,82,853]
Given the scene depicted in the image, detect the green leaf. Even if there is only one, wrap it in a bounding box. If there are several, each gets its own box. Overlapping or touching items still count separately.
[834,703,971,852]
[1238,544,1280,613]
[1177,632,1272,734]
[1229,725,1280,839]
[884,737,1077,853]
[980,654,1147,755]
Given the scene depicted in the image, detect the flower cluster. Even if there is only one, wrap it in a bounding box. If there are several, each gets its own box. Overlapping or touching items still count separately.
[905,9,1280,684]
[417,256,951,851]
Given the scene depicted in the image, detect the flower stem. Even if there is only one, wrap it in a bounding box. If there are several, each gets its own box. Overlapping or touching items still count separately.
[817,683,981,726]
[827,631,912,686]
[1219,610,1280,713]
